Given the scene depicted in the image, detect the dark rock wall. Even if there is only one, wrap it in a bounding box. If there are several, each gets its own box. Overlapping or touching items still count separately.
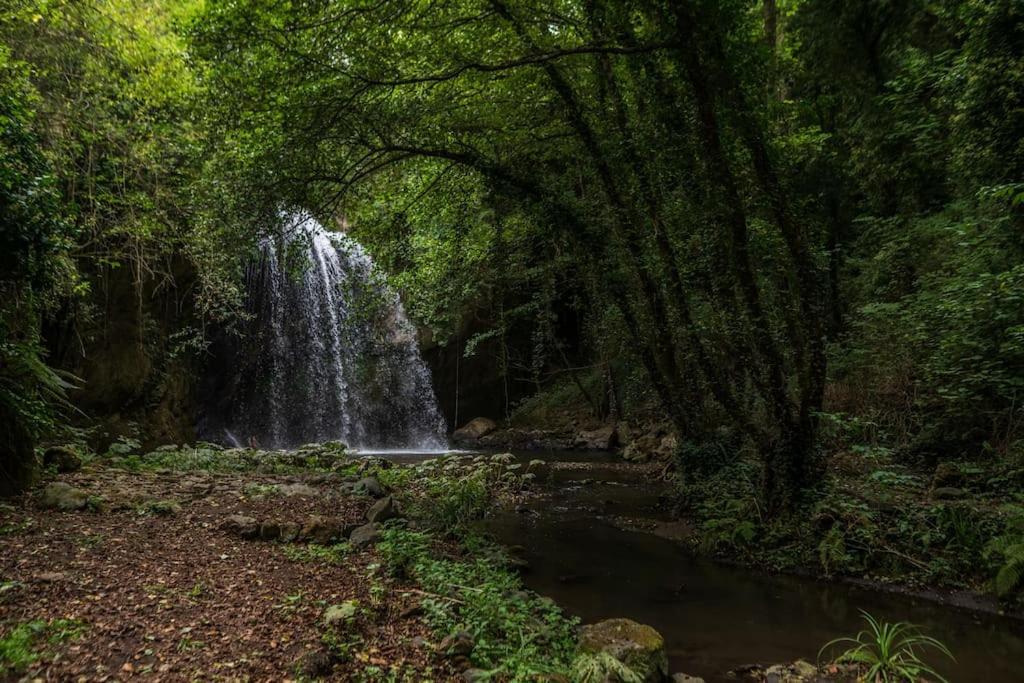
[44,257,199,450]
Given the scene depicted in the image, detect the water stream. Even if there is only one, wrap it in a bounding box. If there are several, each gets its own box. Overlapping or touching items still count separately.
[388,450,1024,682]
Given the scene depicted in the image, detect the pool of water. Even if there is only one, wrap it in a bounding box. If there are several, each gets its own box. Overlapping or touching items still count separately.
[373,449,1024,681]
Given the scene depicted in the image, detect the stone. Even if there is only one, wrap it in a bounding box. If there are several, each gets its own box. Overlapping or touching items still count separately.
[574,424,618,450]
[323,600,359,627]
[452,417,497,443]
[932,486,966,500]
[438,631,474,657]
[358,456,393,473]
[39,482,89,511]
[279,522,301,543]
[792,660,817,678]
[222,514,258,539]
[295,648,335,677]
[579,618,668,683]
[43,446,82,473]
[672,675,705,683]
[354,476,385,498]
[366,495,399,523]
[622,439,653,463]
[300,515,345,544]
[931,462,965,489]
[259,521,282,541]
[278,483,318,497]
[348,522,381,547]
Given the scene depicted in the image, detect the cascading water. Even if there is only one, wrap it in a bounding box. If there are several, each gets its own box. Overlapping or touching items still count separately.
[203,212,447,450]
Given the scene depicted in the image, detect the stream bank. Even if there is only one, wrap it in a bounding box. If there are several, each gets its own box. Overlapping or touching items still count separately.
[475,450,1024,682]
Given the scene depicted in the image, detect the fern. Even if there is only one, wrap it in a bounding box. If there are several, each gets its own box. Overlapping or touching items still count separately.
[571,651,643,683]
[984,504,1024,597]
[992,541,1024,596]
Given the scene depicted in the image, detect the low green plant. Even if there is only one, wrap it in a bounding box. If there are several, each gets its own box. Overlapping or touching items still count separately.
[276,590,305,612]
[282,543,351,565]
[570,651,643,683]
[377,527,577,680]
[818,611,953,682]
[176,635,204,652]
[243,482,279,499]
[818,526,849,576]
[699,496,758,553]
[0,618,86,673]
[984,504,1024,596]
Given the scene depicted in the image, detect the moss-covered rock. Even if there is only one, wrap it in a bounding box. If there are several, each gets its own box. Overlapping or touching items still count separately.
[43,446,82,473]
[39,482,90,511]
[579,618,668,683]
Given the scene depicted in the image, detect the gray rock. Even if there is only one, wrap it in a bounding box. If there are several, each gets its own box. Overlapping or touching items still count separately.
[278,483,318,497]
[300,515,345,544]
[222,514,258,538]
[354,476,385,498]
[792,660,817,678]
[438,631,474,657]
[932,486,966,500]
[43,446,82,473]
[279,522,301,543]
[932,462,965,489]
[452,417,497,442]
[39,482,89,511]
[579,618,668,683]
[259,521,282,541]
[574,424,618,450]
[348,522,381,547]
[366,495,400,523]
[295,648,335,677]
[322,600,359,627]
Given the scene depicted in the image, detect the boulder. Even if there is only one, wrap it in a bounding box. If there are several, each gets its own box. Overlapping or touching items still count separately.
[354,477,385,498]
[452,417,497,443]
[43,446,82,473]
[279,522,301,543]
[579,618,669,683]
[39,482,90,511]
[259,521,282,541]
[300,515,345,544]
[622,438,654,463]
[366,495,400,523]
[574,425,618,450]
[438,631,475,657]
[932,486,966,500]
[323,600,359,627]
[222,514,259,539]
[348,522,382,547]
[278,483,318,497]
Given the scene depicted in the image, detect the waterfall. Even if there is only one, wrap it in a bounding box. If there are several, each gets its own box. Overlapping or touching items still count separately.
[204,212,447,450]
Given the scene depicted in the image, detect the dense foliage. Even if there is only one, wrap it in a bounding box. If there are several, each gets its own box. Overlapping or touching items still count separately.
[1,0,1022,596]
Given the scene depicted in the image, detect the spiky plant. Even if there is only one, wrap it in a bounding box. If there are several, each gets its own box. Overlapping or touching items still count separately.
[818,611,953,683]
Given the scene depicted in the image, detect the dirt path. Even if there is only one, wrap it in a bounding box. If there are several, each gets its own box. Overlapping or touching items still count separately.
[0,466,454,681]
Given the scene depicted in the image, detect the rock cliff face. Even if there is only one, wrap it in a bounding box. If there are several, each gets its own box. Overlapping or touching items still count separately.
[44,255,199,451]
